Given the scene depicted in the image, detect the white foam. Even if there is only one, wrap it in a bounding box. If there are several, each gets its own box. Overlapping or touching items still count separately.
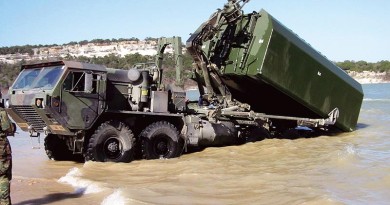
[58,167,105,194]
[345,145,357,155]
[337,144,360,162]
[101,190,126,205]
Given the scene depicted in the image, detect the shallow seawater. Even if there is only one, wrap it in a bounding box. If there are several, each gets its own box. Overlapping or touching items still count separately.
[9,83,390,205]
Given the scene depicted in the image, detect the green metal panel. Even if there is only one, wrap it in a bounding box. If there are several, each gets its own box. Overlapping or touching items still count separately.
[221,10,363,132]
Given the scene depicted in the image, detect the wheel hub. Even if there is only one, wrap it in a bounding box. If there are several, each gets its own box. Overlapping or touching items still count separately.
[154,137,169,156]
[157,141,168,153]
[107,141,119,152]
[104,137,122,159]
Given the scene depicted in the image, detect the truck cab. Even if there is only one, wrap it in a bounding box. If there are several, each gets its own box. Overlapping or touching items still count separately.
[6,61,107,136]
[5,59,188,162]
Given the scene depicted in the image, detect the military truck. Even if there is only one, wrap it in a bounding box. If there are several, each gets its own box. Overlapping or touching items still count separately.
[3,0,363,162]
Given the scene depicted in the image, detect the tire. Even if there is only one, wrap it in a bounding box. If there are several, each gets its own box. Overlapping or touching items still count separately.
[282,129,301,139]
[86,121,135,162]
[44,134,74,161]
[141,121,182,160]
[244,127,271,143]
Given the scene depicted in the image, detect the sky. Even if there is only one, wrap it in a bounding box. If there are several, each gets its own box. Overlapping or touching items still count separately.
[0,0,389,62]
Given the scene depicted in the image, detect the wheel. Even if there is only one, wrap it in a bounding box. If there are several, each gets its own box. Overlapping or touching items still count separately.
[244,127,271,143]
[44,134,74,161]
[282,129,300,139]
[86,121,135,162]
[140,121,182,160]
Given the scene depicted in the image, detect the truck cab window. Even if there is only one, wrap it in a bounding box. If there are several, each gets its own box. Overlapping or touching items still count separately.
[64,71,85,92]
[12,66,64,90]
[64,71,98,93]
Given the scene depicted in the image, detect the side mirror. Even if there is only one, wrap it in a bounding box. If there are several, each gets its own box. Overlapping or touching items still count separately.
[12,123,16,133]
[6,123,17,136]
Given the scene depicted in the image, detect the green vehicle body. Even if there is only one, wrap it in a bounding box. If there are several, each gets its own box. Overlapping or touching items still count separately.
[3,1,363,162]
[235,10,363,132]
[187,6,363,132]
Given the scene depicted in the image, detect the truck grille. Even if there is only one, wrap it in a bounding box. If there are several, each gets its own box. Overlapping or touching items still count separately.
[13,105,46,132]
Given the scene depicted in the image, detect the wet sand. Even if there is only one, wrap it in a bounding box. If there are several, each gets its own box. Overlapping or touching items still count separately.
[13,177,81,205]
[8,134,110,205]
[11,172,109,205]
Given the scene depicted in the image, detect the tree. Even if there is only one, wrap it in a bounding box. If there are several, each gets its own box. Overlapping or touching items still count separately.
[145,37,157,42]
[79,40,89,45]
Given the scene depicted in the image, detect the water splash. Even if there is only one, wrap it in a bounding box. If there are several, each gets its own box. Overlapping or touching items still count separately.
[101,190,127,205]
[58,167,105,194]
[334,144,361,166]
[345,145,357,155]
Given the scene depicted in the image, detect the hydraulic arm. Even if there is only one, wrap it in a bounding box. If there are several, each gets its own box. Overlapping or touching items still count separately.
[186,0,251,107]
[156,36,183,87]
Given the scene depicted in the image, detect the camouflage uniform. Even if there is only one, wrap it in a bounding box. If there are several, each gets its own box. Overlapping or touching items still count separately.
[0,107,12,205]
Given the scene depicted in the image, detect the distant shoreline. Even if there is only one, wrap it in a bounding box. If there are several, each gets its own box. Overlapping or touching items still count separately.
[348,71,390,84]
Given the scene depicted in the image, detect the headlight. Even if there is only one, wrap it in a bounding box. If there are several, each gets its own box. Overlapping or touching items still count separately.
[5,99,9,108]
[35,98,44,108]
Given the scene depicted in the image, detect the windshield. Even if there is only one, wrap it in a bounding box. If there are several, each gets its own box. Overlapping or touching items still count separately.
[12,66,64,90]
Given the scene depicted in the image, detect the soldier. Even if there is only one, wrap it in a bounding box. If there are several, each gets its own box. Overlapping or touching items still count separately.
[0,90,15,205]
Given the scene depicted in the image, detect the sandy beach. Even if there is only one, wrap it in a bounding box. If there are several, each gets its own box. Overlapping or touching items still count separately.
[8,133,111,205]
[11,166,111,205]
[12,177,84,205]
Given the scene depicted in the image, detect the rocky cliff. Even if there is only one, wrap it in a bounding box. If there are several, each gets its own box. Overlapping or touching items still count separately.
[348,71,390,84]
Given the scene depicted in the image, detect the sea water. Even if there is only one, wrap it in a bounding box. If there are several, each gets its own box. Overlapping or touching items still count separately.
[9,83,390,205]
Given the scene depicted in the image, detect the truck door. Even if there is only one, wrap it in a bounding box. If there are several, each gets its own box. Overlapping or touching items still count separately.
[59,69,106,130]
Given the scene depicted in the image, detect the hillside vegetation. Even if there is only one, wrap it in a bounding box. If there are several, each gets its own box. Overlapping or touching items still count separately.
[336,60,390,73]
[0,51,195,88]
[0,37,151,55]
[1,40,389,88]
